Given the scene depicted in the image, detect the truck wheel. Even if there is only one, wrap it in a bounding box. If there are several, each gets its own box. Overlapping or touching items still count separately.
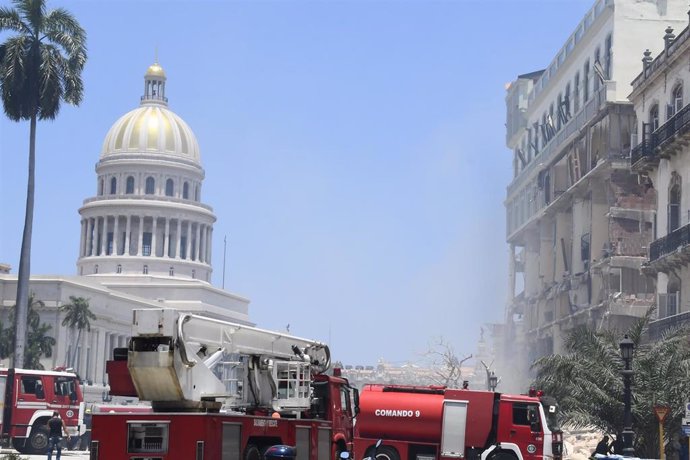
[244,444,262,460]
[376,446,400,460]
[11,438,27,454]
[27,425,50,454]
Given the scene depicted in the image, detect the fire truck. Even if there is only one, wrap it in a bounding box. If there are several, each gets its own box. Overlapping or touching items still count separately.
[353,384,563,460]
[0,367,84,454]
[90,308,357,460]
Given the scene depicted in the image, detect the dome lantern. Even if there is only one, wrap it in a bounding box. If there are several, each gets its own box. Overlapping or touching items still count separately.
[142,61,167,105]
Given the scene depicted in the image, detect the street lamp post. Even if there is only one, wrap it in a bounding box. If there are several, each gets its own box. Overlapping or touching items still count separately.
[488,371,498,392]
[620,334,635,457]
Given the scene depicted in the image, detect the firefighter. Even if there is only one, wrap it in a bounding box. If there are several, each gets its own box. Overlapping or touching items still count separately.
[46,411,71,460]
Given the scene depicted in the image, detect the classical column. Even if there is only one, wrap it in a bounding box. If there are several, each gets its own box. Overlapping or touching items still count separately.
[113,215,120,256]
[98,217,106,256]
[194,223,201,261]
[79,219,84,257]
[163,218,170,258]
[198,224,205,263]
[124,215,132,256]
[102,332,110,384]
[152,216,158,257]
[207,227,213,264]
[86,218,94,256]
[185,221,192,260]
[175,219,182,259]
[137,216,145,256]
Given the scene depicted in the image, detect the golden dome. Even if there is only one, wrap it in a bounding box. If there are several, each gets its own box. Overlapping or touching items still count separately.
[146,62,166,79]
[100,105,200,163]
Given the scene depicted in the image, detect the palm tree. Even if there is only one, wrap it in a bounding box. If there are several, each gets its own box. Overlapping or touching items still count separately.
[533,309,690,458]
[0,0,87,368]
[1,293,56,369]
[60,296,95,368]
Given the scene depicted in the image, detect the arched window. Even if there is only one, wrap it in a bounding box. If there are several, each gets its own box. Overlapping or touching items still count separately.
[650,104,659,131]
[183,182,189,199]
[94,264,99,274]
[110,177,117,195]
[194,185,200,202]
[126,176,135,194]
[672,83,684,115]
[191,269,196,279]
[98,179,104,196]
[145,177,155,195]
[116,264,122,274]
[169,266,174,276]
[143,265,149,275]
[165,179,174,197]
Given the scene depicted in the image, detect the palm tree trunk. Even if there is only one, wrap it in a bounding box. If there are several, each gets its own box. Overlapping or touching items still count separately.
[13,114,37,369]
[71,328,82,369]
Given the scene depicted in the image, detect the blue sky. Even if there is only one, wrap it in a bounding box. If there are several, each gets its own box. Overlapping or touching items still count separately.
[0,0,592,365]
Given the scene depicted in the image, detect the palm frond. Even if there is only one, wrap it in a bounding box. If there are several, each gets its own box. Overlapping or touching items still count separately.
[14,0,45,35]
[43,7,86,64]
[0,6,30,34]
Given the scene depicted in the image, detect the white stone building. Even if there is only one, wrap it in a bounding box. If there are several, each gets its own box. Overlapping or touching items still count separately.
[0,62,250,401]
[502,0,688,391]
[630,16,690,340]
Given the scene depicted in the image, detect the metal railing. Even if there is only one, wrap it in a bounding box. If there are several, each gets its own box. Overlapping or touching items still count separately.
[649,222,690,262]
[630,137,653,166]
[631,101,690,167]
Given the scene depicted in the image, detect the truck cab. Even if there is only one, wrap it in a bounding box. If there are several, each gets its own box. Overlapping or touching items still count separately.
[0,368,84,454]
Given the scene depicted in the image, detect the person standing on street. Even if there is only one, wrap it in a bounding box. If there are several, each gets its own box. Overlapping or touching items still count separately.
[46,411,70,460]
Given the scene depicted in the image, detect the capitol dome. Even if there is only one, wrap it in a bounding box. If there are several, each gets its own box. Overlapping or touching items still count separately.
[100,62,200,163]
[78,61,215,282]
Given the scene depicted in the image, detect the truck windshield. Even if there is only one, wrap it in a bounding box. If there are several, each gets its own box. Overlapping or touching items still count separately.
[54,376,77,399]
[540,396,561,432]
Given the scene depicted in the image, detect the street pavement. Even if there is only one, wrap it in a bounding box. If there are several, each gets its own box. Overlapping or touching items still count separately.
[0,448,90,459]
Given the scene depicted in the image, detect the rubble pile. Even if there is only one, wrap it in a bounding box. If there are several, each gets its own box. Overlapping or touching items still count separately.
[564,429,602,460]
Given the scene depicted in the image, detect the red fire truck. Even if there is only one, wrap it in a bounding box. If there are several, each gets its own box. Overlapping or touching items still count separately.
[90,308,357,460]
[354,384,562,460]
[0,367,85,454]
[91,308,561,460]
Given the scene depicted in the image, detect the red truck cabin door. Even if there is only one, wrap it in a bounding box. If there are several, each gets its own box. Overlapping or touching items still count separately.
[440,400,468,458]
[498,401,543,460]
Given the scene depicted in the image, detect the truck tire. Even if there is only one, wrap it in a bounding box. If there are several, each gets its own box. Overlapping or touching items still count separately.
[376,445,400,460]
[26,425,50,454]
[244,444,262,460]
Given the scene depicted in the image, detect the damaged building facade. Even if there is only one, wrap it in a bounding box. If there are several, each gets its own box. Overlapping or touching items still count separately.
[502,0,687,390]
[630,17,690,340]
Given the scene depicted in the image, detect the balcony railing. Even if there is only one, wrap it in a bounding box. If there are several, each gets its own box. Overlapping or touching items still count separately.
[630,137,653,166]
[649,222,690,262]
[649,311,690,341]
[631,101,690,168]
[657,102,690,147]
